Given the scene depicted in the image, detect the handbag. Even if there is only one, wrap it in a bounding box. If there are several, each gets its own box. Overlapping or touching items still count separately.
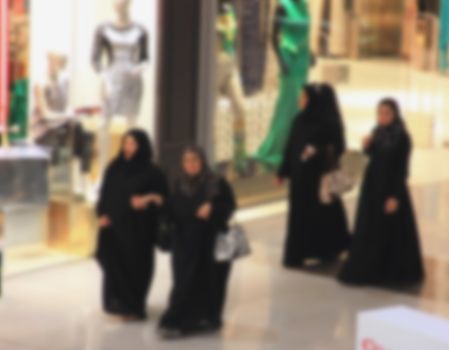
[319,150,367,204]
[320,169,355,204]
[214,222,251,262]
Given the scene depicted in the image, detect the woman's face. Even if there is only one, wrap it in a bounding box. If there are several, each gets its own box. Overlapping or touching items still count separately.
[183,151,203,177]
[123,135,139,160]
[299,90,309,110]
[377,104,396,127]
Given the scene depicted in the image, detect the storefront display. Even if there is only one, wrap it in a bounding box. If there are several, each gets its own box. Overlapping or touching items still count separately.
[0,0,159,277]
[255,0,310,168]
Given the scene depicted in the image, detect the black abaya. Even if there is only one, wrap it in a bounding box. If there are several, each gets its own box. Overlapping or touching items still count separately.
[160,178,236,332]
[96,161,167,318]
[339,129,424,286]
[278,86,350,267]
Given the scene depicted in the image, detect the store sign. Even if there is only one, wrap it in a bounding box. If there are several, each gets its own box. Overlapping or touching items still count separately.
[357,306,449,350]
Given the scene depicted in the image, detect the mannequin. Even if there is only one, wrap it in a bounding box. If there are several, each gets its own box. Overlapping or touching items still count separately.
[33,54,94,196]
[34,54,69,118]
[92,0,149,173]
[255,0,310,167]
[216,0,248,173]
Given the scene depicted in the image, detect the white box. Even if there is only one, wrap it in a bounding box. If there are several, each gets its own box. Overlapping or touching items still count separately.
[357,306,449,350]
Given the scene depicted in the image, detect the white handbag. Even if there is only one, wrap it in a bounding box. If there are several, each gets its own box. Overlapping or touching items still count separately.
[319,150,367,204]
[320,169,356,204]
[214,223,251,262]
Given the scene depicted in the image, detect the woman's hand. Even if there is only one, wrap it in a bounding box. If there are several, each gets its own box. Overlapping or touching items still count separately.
[131,194,164,210]
[148,194,164,207]
[363,135,373,149]
[197,202,213,220]
[131,196,148,210]
[385,197,399,215]
[300,145,317,162]
[98,216,111,228]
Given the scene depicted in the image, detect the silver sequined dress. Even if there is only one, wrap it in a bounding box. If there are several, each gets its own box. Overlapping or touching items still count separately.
[92,22,149,118]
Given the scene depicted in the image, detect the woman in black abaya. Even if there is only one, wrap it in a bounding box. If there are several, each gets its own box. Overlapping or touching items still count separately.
[96,129,168,320]
[159,146,236,338]
[277,83,350,268]
[339,98,424,286]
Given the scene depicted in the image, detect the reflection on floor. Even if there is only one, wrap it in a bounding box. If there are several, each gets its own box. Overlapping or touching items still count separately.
[2,177,449,349]
[4,245,82,277]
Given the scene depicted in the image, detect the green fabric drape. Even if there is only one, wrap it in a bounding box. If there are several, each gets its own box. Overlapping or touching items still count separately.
[255,0,310,168]
[8,79,29,141]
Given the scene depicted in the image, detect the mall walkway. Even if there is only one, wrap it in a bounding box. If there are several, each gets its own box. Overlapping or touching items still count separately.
[2,199,449,350]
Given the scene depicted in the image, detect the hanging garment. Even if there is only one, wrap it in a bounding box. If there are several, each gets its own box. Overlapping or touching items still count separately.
[255,0,310,168]
[92,22,149,118]
[8,79,28,141]
[439,0,449,71]
[233,0,270,95]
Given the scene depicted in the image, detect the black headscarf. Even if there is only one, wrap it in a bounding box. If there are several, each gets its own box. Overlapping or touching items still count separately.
[177,145,220,199]
[300,84,327,123]
[299,84,346,155]
[113,129,154,174]
[372,98,407,149]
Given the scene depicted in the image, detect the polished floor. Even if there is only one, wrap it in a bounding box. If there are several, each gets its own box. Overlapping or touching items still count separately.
[2,202,449,350]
